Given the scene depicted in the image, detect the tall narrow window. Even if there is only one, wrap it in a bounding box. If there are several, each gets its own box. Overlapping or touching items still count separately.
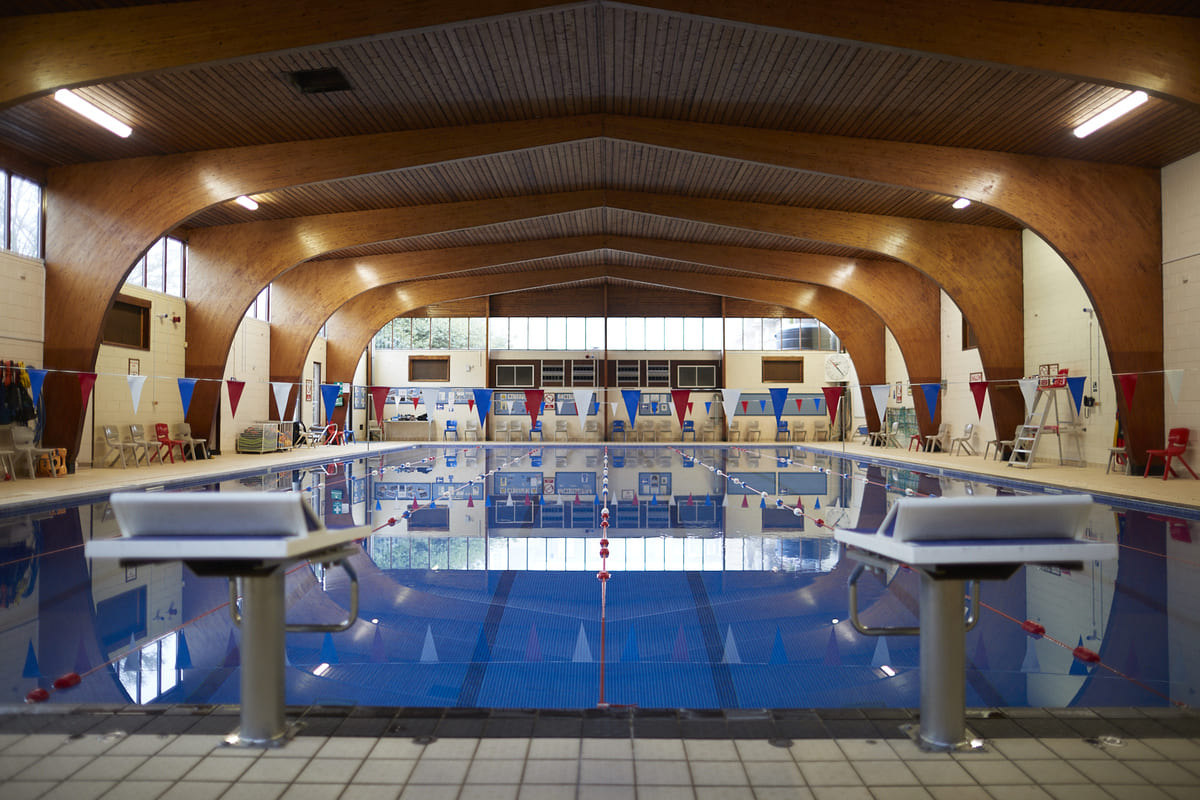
[9,175,42,259]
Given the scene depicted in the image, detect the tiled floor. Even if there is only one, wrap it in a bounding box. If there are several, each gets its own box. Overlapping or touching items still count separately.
[3,706,1200,799]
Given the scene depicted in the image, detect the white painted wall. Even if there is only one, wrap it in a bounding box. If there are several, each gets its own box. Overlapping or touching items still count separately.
[0,251,44,367]
[220,317,271,454]
[939,292,990,453]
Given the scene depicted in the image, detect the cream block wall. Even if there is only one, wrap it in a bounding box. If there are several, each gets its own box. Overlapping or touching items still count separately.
[940,291,991,452]
[0,251,44,367]
[221,317,271,454]
[302,337,329,429]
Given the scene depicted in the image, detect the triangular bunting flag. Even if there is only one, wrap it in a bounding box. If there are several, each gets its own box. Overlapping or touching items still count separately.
[467,397,475,412]
[127,374,147,413]
[574,389,594,428]
[742,400,749,414]
[741,495,749,507]
[1166,369,1184,403]
[822,386,844,423]
[651,401,658,414]
[795,398,804,413]
[420,626,439,663]
[1118,373,1138,410]
[870,384,890,417]
[721,389,741,420]
[672,390,691,427]
[369,386,391,427]
[622,389,641,426]
[769,628,788,665]
[371,626,386,663]
[524,390,544,427]
[871,636,892,668]
[1066,376,1087,414]
[721,626,742,664]
[759,399,767,412]
[473,388,493,423]
[78,372,97,408]
[920,383,940,422]
[1018,377,1039,412]
[822,628,841,665]
[1069,636,1091,675]
[226,379,246,418]
[22,641,39,678]
[969,380,988,419]
[271,382,292,419]
[175,631,192,670]
[814,398,822,412]
[572,623,593,662]
[177,378,197,416]
[320,383,342,421]
[27,368,47,407]
[320,632,339,664]
[705,401,711,414]
[768,387,788,423]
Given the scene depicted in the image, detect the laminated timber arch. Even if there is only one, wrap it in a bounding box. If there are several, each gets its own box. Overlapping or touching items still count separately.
[5,0,1196,109]
[40,116,1158,463]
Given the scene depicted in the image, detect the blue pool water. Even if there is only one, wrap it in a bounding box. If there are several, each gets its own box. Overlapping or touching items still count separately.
[2,443,1196,710]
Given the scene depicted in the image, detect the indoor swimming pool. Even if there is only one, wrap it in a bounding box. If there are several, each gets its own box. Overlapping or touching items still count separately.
[2,444,1196,712]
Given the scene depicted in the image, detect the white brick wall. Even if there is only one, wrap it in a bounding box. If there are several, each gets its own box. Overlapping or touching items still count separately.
[1163,151,1200,457]
[221,317,271,454]
[0,251,44,366]
[941,291,990,451]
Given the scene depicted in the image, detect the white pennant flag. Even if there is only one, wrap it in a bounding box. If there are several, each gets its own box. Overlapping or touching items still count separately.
[610,402,619,415]
[271,382,292,419]
[1018,378,1039,413]
[127,374,147,413]
[870,384,890,417]
[420,388,434,407]
[721,389,742,420]
[1166,369,1183,404]
[573,388,594,427]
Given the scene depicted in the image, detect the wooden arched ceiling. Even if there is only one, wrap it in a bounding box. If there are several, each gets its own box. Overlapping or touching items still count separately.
[4,0,1195,465]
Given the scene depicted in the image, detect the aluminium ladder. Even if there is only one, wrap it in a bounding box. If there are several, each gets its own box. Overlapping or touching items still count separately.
[1008,386,1085,469]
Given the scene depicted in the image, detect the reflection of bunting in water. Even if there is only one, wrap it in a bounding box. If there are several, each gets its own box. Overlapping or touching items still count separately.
[572,623,592,662]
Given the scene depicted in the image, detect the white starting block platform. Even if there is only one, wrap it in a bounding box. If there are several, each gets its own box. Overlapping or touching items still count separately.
[835,494,1117,574]
[834,494,1117,752]
[86,492,368,748]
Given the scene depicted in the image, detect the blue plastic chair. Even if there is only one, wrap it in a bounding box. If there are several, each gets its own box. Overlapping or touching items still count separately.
[775,420,790,441]
[682,420,696,440]
[443,419,458,440]
[612,420,627,441]
[529,420,543,440]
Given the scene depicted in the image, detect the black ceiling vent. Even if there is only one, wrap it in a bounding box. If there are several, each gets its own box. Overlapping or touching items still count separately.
[287,67,352,95]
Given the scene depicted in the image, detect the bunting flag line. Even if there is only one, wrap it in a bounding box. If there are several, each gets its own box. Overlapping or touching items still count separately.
[177,377,197,417]
[968,380,988,419]
[1065,376,1087,414]
[721,389,741,420]
[319,383,342,422]
[271,382,292,419]
[473,388,493,424]
[369,386,391,426]
[127,374,147,413]
[622,389,641,426]
[870,384,890,417]
[821,386,844,422]
[1018,377,1039,412]
[574,388,594,428]
[27,368,46,407]
[768,387,788,423]
[524,389,545,426]
[671,389,691,426]
[1118,373,1138,411]
[226,379,245,418]
[78,372,97,409]
[920,383,941,422]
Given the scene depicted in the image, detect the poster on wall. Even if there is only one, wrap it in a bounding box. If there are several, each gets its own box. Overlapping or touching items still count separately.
[353,385,366,410]
[305,380,313,401]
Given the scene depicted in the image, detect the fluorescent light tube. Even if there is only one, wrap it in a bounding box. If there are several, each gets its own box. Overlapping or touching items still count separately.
[54,89,132,138]
[1073,91,1148,138]
[952,198,971,210]
[235,195,259,211]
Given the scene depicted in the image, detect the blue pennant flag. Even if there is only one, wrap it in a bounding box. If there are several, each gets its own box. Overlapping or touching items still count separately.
[27,368,47,407]
[22,641,39,678]
[814,398,822,412]
[920,383,941,422]
[622,389,642,426]
[177,378,197,417]
[319,383,342,422]
[705,401,711,414]
[769,387,788,423]
[1066,376,1087,413]
[759,399,767,412]
[473,389,493,423]
[175,631,193,670]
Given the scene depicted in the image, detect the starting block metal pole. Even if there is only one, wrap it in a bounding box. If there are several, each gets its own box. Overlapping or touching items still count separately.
[233,567,289,747]
[919,575,967,750]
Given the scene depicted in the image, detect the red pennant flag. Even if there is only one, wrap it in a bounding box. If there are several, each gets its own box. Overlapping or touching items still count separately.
[467,496,474,508]
[671,390,690,426]
[78,372,97,408]
[632,494,638,505]
[226,380,246,418]
[468,398,475,411]
[368,386,390,427]
[525,493,532,505]
[687,493,694,506]
[687,402,693,413]
[741,400,748,414]
[796,398,804,412]
[741,495,749,508]
[574,493,581,505]
[413,396,419,409]
[821,386,844,422]
[1118,373,1138,410]
[969,381,988,419]
[524,390,545,426]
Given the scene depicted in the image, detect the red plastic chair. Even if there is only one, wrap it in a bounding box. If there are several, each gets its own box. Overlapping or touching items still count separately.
[154,423,187,463]
[318,423,342,445]
[1144,428,1198,480]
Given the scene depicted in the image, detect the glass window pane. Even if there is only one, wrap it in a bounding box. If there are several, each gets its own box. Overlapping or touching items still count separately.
[528,317,547,349]
[664,318,683,350]
[9,175,42,259]
[703,538,722,571]
[587,317,605,351]
[373,321,393,349]
[606,318,626,350]
[394,318,412,349]
[743,318,763,350]
[509,317,528,349]
[626,318,645,350]
[664,537,684,570]
[165,238,185,297]
[0,171,7,250]
[725,318,743,350]
[469,317,486,349]
[725,538,744,570]
[126,255,146,288]
[763,318,781,350]
[449,318,468,349]
[546,317,566,349]
[409,318,429,349]
[509,537,527,570]
[488,317,509,350]
[681,318,701,350]
[565,537,585,570]
[430,318,450,349]
[566,318,585,350]
[145,240,165,293]
[644,537,664,571]
[780,319,801,350]
[800,318,818,350]
[644,318,665,350]
[704,318,723,350]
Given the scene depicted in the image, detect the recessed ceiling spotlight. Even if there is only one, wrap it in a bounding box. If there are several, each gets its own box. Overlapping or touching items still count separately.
[1073,91,1148,138]
[53,89,132,138]
[235,195,259,211]
[952,198,971,210]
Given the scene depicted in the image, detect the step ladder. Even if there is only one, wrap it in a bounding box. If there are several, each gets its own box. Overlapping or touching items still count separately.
[1008,386,1085,469]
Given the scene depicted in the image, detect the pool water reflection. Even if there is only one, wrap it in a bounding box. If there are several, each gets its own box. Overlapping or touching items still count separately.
[1,444,1196,711]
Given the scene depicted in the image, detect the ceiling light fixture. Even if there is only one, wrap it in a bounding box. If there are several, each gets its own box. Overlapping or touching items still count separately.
[952,198,971,210]
[235,195,259,211]
[1073,91,1148,139]
[53,89,132,138]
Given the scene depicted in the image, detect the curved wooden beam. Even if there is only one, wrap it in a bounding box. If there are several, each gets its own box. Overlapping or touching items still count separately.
[6,1,1195,109]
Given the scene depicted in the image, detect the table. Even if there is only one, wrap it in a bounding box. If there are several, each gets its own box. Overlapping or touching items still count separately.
[383,419,433,441]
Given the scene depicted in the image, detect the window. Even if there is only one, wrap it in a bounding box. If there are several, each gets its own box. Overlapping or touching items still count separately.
[126,235,187,297]
[411,318,431,349]
[409,355,450,382]
[246,285,269,321]
[496,364,535,387]
[962,317,979,351]
[8,174,42,259]
[103,294,152,349]
[677,364,717,388]
[762,357,804,382]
